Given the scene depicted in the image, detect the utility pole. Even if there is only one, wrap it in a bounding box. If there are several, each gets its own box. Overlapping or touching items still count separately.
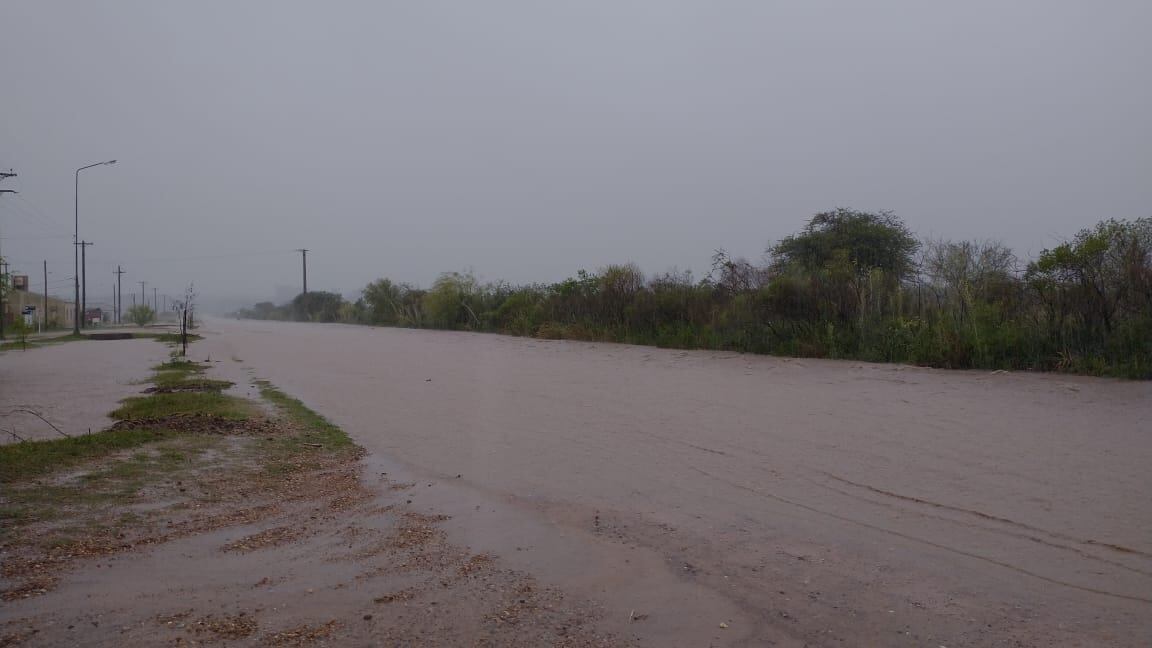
[139,281,147,316]
[0,260,7,340]
[44,261,48,332]
[296,248,309,295]
[79,240,93,328]
[0,169,15,339]
[115,265,125,324]
[153,287,157,313]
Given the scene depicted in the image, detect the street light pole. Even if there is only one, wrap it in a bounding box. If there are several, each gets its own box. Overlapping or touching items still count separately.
[74,160,116,335]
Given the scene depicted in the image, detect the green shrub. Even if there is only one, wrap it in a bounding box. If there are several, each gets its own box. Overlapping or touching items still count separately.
[127,304,155,326]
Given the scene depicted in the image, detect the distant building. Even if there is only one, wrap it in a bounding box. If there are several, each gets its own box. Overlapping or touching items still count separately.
[1,290,75,330]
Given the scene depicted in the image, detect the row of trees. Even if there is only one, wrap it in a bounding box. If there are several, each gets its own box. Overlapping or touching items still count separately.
[237,211,1152,378]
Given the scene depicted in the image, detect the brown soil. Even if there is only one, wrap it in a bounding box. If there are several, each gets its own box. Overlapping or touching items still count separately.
[108,414,276,435]
[141,384,228,394]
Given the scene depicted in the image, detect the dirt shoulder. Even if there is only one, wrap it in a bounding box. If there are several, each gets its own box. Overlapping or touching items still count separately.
[0,351,623,646]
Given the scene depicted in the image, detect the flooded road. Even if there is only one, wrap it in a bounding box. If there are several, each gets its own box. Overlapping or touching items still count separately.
[199,317,1152,646]
[0,337,169,443]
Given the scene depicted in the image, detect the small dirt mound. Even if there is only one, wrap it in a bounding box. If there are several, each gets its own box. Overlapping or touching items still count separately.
[110,415,277,436]
[86,332,135,340]
[142,383,230,394]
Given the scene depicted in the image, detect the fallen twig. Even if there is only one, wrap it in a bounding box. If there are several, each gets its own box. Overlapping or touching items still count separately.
[0,408,70,438]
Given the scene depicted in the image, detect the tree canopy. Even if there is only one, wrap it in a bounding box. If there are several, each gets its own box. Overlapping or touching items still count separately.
[770,209,919,280]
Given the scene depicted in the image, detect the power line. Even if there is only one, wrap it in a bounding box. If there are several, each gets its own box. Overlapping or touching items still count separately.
[12,194,72,233]
[125,248,296,263]
[0,195,70,237]
[2,255,71,267]
[11,244,296,267]
[0,234,73,240]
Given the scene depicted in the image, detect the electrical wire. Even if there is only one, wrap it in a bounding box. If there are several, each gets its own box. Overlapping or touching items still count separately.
[0,199,66,237]
[125,248,296,263]
[0,235,72,240]
[10,195,72,234]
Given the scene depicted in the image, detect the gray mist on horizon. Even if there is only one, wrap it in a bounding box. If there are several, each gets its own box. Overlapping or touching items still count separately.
[1,1,1149,312]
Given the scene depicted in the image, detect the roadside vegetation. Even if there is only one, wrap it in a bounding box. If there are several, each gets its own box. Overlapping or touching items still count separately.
[237,211,1152,378]
[127,304,156,326]
[255,380,357,453]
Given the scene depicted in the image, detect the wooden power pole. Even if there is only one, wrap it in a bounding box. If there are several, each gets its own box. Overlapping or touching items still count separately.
[79,240,93,328]
[115,266,125,324]
[296,248,309,295]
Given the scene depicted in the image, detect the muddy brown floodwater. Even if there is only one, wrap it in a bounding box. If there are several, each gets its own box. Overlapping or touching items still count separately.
[194,317,1151,647]
[0,337,170,443]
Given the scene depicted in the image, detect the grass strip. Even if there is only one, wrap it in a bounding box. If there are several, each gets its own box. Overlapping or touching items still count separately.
[153,359,207,373]
[255,380,355,451]
[0,332,202,353]
[111,392,252,421]
[0,428,165,484]
[0,333,87,352]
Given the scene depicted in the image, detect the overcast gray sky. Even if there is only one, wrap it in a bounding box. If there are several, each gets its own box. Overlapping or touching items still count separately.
[2,1,1150,311]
